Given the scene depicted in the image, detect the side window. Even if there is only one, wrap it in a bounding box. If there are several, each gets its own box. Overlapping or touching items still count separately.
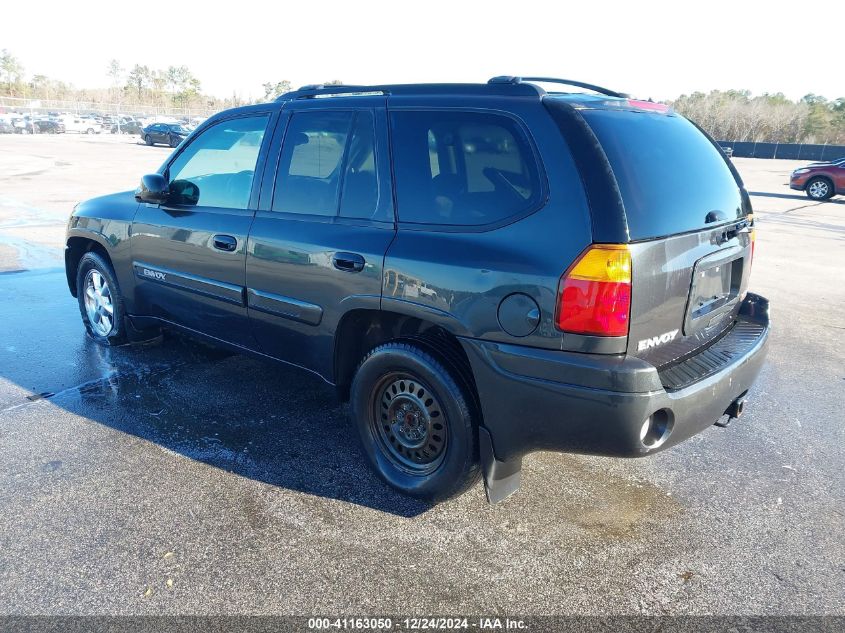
[390,110,542,226]
[339,111,381,220]
[167,115,269,210]
[272,111,353,216]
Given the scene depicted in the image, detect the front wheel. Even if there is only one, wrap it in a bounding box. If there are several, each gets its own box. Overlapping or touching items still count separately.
[144,134,153,146]
[806,177,834,200]
[169,135,180,148]
[76,252,127,345]
[350,341,480,502]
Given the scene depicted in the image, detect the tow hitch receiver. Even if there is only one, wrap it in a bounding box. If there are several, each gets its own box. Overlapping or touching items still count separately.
[716,394,748,428]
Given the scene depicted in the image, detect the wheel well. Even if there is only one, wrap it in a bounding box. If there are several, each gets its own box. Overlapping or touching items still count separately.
[808,175,834,186]
[334,310,480,413]
[65,237,112,297]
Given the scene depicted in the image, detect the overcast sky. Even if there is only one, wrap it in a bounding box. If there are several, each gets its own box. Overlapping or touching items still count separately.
[2,0,843,102]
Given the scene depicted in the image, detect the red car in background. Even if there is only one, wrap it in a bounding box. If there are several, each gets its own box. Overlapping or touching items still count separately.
[790,158,845,200]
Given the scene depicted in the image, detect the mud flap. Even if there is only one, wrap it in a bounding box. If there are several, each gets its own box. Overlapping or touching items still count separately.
[479,426,522,504]
[125,315,163,345]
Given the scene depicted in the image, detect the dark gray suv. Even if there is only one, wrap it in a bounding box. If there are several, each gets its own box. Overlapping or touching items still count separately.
[64,77,770,503]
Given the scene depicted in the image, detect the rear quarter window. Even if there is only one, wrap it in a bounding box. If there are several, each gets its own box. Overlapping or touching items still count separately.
[580,109,743,240]
[390,110,542,227]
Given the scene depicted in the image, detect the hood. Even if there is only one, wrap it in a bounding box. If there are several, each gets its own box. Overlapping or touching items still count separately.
[73,190,137,218]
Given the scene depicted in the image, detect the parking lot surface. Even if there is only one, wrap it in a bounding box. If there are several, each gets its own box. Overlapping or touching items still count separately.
[0,134,843,615]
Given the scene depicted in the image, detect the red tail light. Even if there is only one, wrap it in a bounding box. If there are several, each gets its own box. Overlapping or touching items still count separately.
[556,245,632,337]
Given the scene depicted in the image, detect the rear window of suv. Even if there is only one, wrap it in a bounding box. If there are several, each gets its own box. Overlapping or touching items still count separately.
[580,109,743,240]
[390,110,542,227]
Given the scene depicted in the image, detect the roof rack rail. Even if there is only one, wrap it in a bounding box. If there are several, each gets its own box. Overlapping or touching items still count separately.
[276,85,388,101]
[488,76,629,99]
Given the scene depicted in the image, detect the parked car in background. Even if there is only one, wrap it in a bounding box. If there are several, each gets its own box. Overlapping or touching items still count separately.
[61,117,102,134]
[65,77,769,504]
[0,120,15,134]
[111,121,143,135]
[790,161,845,200]
[141,123,189,147]
[32,119,65,134]
[10,117,33,134]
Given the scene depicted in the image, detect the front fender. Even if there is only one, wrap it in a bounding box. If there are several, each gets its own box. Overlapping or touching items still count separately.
[65,191,138,303]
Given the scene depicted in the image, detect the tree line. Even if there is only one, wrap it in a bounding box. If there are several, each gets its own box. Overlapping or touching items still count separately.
[4,47,843,142]
[671,90,845,144]
[1,49,319,113]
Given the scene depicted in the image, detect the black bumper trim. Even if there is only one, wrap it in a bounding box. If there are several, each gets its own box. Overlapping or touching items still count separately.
[658,316,767,391]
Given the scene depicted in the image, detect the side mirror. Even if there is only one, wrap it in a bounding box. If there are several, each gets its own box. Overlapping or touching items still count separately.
[135,174,169,204]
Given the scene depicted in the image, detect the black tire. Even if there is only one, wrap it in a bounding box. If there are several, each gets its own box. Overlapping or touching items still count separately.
[86,128,94,135]
[806,177,834,200]
[76,252,128,346]
[350,341,480,502]
[169,135,180,148]
[144,134,153,146]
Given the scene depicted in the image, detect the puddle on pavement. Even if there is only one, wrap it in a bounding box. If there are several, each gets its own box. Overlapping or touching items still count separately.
[11,331,683,522]
[20,333,426,516]
[566,473,681,539]
[500,454,683,539]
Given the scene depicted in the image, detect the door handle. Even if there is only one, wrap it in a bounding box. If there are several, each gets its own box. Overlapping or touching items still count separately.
[332,252,365,273]
[213,234,237,252]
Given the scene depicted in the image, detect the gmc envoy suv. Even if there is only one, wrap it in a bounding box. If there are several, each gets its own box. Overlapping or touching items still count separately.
[65,77,770,503]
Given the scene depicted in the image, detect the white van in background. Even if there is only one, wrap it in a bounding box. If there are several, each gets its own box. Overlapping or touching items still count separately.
[60,116,102,134]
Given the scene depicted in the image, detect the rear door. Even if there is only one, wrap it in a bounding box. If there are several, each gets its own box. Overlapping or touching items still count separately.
[578,106,753,367]
[130,111,274,346]
[246,97,395,379]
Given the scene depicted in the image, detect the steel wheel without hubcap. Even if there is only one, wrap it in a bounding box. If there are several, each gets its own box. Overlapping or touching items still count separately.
[83,270,115,337]
[807,180,830,199]
[371,373,447,475]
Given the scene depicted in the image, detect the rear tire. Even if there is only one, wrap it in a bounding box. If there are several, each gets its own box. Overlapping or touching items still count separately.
[350,341,480,502]
[144,134,153,146]
[76,252,127,346]
[806,177,834,200]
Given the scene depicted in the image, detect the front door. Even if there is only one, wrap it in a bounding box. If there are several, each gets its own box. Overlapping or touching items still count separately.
[246,99,395,379]
[150,124,166,143]
[131,111,275,346]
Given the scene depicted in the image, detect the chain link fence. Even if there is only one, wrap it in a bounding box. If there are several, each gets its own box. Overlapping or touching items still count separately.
[0,95,220,120]
[719,141,845,161]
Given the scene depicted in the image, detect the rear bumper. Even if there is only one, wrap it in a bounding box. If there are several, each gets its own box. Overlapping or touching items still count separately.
[460,293,770,463]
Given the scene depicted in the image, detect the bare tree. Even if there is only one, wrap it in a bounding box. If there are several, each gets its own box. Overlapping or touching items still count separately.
[1,49,24,95]
[672,90,845,144]
[262,80,292,100]
[107,59,124,102]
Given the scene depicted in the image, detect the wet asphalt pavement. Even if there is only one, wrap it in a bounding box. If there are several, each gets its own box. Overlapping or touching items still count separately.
[0,136,843,615]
